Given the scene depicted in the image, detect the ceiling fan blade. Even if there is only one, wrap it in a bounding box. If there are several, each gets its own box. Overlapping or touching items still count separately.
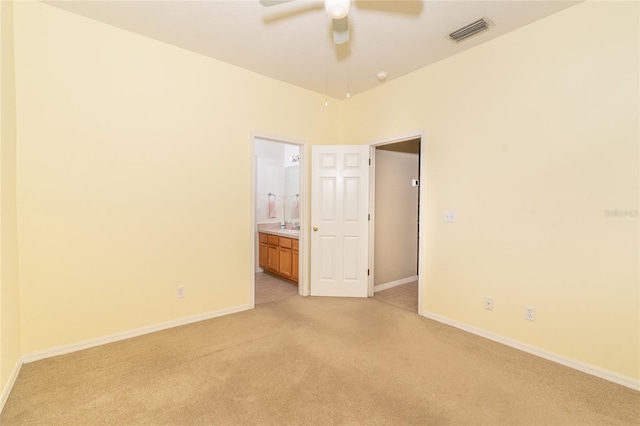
[355,0,423,15]
[262,2,324,23]
[259,0,296,7]
[332,16,349,45]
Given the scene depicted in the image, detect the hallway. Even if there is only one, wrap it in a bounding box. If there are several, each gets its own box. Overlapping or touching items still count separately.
[372,282,418,313]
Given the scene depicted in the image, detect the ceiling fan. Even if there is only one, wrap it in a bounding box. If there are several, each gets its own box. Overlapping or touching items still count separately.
[260,0,352,45]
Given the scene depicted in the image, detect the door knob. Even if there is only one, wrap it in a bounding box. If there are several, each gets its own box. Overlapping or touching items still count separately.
[313,226,318,231]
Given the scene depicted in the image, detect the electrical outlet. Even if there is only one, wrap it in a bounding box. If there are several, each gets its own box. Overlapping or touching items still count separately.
[444,210,457,223]
[176,285,185,299]
[484,297,494,311]
[525,306,535,321]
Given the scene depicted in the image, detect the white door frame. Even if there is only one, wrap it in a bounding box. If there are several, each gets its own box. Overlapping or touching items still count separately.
[250,133,310,308]
[368,131,426,314]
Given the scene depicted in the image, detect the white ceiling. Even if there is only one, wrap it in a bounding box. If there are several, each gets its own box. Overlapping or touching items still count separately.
[45,0,581,99]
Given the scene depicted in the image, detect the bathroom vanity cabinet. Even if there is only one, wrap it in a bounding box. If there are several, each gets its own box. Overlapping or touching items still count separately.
[259,232,299,284]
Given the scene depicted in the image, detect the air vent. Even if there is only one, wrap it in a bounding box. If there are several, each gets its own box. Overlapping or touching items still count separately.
[449,18,491,43]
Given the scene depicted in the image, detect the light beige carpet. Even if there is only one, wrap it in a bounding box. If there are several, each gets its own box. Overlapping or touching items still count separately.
[2,294,638,425]
[255,272,298,305]
[373,281,418,313]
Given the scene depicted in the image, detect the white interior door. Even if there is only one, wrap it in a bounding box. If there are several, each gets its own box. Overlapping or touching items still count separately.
[311,145,369,297]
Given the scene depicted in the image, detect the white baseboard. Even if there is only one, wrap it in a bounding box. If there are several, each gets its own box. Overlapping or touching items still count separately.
[374,275,418,293]
[0,358,22,414]
[421,310,640,392]
[22,304,253,364]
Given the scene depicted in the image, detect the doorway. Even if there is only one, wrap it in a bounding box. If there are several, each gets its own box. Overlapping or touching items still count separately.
[252,135,308,306]
[370,136,422,313]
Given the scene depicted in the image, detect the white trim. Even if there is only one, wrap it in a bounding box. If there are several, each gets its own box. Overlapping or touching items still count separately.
[0,358,22,414]
[22,304,252,364]
[367,145,376,297]
[250,144,257,307]
[368,130,425,314]
[299,141,310,296]
[421,310,640,392]
[368,131,425,147]
[250,133,309,297]
[416,132,427,315]
[374,275,418,293]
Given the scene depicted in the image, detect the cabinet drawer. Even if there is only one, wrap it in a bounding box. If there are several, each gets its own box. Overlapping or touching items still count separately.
[292,239,299,250]
[267,235,279,245]
[259,233,267,244]
[279,237,292,248]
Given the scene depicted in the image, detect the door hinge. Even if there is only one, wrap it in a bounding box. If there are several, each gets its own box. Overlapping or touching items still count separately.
[369,158,371,166]
[367,269,370,276]
[368,214,370,221]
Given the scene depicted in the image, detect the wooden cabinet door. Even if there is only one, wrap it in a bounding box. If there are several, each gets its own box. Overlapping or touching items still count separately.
[277,237,293,278]
[279,246,292,278]
[258,233,268,269]
[267,235,280,272]
[267,244,279,272]
[292,248,299,281]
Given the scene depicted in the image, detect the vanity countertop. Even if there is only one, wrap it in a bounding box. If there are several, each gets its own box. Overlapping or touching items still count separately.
[258,227,300,239]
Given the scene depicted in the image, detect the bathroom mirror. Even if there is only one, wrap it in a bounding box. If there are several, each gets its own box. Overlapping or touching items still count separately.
[284,165,300,223]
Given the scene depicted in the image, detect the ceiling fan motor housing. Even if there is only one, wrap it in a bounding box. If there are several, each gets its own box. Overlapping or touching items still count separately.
[325,0,350,19]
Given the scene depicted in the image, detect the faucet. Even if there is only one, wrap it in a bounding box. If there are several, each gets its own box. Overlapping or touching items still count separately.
[292,222,300,230]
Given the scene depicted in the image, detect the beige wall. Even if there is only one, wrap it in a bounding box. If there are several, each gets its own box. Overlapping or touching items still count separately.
[345,1,639,380]
[0,0,21,399]
[13,1,341,354]
[374,150,419,286]
[5,0,639,390]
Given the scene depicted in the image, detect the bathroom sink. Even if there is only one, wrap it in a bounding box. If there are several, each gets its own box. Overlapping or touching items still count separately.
[275,229,300,236]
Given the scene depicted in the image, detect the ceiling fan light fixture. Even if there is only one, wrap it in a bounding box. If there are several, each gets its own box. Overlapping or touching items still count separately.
[325,0,350,20]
